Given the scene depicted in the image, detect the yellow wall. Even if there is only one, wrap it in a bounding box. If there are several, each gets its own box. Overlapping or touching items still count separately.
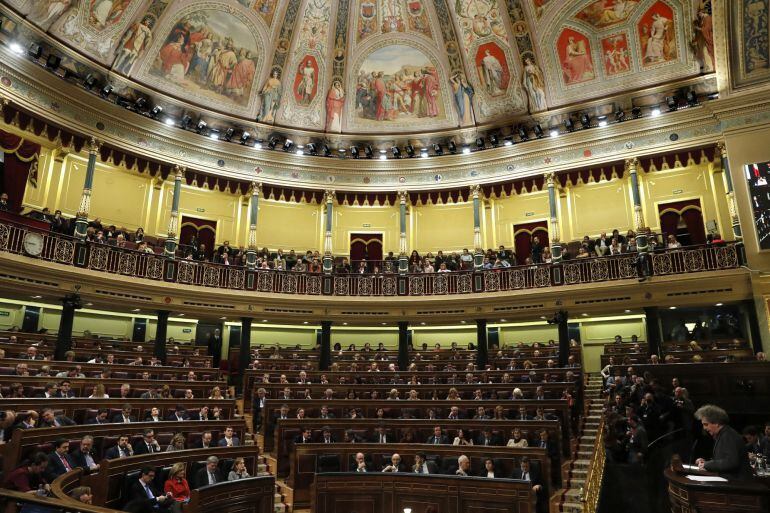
[564,179,633,240]
[579,316,647,372]
[332,205,401,256]
[412,326,477,346]
[250,326,316,347]
[498,323,558,345]
[412,202,474,252]
[491,192,550,248]
[255,200,320,252]
[0,302,25,330]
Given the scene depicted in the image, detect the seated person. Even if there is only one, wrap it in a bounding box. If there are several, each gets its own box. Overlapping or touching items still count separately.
[228,457,251,480]
[163,462,191,504]
[694,405,752,476]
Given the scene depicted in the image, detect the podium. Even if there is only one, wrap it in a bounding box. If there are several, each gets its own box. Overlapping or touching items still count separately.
[665,466,770,513]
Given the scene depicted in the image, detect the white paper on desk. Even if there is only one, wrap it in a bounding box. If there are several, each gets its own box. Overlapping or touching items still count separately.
[681,464,699,471]
[686,475,728,482]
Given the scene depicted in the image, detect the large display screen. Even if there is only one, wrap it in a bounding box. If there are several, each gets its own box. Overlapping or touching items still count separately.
[746,161,770,250]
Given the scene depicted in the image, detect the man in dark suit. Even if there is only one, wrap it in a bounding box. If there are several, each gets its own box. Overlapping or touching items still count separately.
[57,380,76,398]
[252,388,267,432]
[294,427,313,445]
[46,439,75,481]
[104,435,134,459]
[111,404,136,424]
[413,452,438,474]
[133,428,161,455]
[426,426,449,445]
[69,435,100,472]
[476,428,501,447]
[695,404,752,476]
[381,453,405,472]
[194,431,214,449]
[123,466,174,513]
[371,426,392,444]
[86,409,110,425]
[194,456,223,488]
[319,405,335,420]
[40,408,75,428]
[167,406,188,422]
[320,427,335,444]
[207,329,222,368]
[515,406,532,421]
[535,430,559,462]
[354,452,369,472]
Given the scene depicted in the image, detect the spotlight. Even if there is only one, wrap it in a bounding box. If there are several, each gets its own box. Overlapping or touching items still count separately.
[45,54,61,69]
[134,97,147,111]
[282,139,294,152]
[164,117,175,126]
[28,42,42,60]
[518,127,529,141]
[564,118,575,132]
[489,134,499,147]
[295,146,304,155]
[149,106,163,119]
[503,137,513,146]
[208,129,220,140]
[306,143,316,155]
[181,115,192,128]
[706,92,719,101]
[350,146,359,158]
[549,127,559,138]
[651,106,662,117]
[391,146,401,158]
[254,140,263,150]
[83,73,98,90]
[223,128,234,142]
[597,116,608,127]
[268,137,278,149]
[533,124,544,138]
[631,106,642,118]
[364,145,373,158]
[420,148,429,158]
[475,137,485,149]
[433,143,443,156]
[100,85,113,98]
[580,113,591,129]
[448,141,457,154]
[322,144,331,156]
[240,131,251,145]
[615,108,626,122]
[379,150,387,160]
[195,120,207,133]
[9,42,24,55]
[462,146,471,154]
[665,96,678,111]
[686,91,699,107]
[405,144,414,157]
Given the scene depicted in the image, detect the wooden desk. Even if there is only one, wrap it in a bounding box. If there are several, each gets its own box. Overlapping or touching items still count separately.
[665,467,770,513]
[312,472,535,513]
[186,476,274,513]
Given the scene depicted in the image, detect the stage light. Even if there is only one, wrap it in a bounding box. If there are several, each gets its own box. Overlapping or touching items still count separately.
[100,85,113,98]
[564,118,575,132]
[533,124,544,138]
[448,141,457,154]
[306,143,316,155]
[580,113,591,129]
[45,54,60,69]
[597,116,608,127]
[686,91,698,106]
[322,144,331,156]
[195,120,207,133]
[379,150,387,160]
[503,137,513,146]
[420,148,429,158]
[28,42,42,59]
[134,97,147,111]
[391,146,401,158]
[267,137,278,149]
[475,137,485,149]
[364,145,373,158]
[164,117,175,126]
[651,106,662,117]
[149,106,163,119]
[433,143,443,156]
[83,73,98,90]
[405,144,414,157]
[631,106,642,118]
[518,127,529,141]
[489,134,499,147]
[665,96,678,111]
[549,127,559,138]
[462,146,471,154]
[223,128,234,142]
[295,146,304,155]
[9,42,23,55]
[350,146,359,158]
[282,139,294,152]
[254,141,264,150]
[181,114,192,128]
[240,132,251,145]
[615,108,626,122]
[208,129,220,140]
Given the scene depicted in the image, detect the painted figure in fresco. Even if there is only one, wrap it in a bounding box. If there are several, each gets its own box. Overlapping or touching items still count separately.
[644,13,672,63]
[691,4,715,72]
[325,80,345,132]
[159,33,191,82]
[259,68,282,123]
[421,68,439,118]
[29,0,72,29]
[562,36,595,84]
[90,0,129,29]
[226,49,256,101]
[522,57,547,112]
[603,36,630,74]
[450,72,474,125]
[481,49,505,95]
[114,17,153,74]
[298,59,315,105]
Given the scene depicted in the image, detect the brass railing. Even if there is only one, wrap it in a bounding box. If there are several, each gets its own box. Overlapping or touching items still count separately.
[0,219,744,297]
[582,415,606,513]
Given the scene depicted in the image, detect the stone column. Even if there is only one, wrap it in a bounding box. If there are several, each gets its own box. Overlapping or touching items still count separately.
[545,173,562,263]
[154,310,169,364]
[398,190,409,274]
[73,138,101,239]
[398,321,409,371]
[246,182,261,269]
[323,190,335,274]
[626,158,648,252]
[644,307,661,357]
[319,321,332,370]
[239,317,252,388]
[54,293,81,360]
[717,142,742,240]
[471,185,484,270]
[555,310,570,368]
[164,165,185,257]
[475,319,488,369]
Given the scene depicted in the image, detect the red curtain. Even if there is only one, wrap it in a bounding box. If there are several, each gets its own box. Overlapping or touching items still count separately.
[0,130,40,213]
[513,221,549,265]
[180,216,218,258]
[349,233,383,263]
[658,200,706,245]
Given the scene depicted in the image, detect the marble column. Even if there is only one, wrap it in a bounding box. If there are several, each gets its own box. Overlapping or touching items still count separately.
[717,142,742,240]
[398,321,409,371]
[164,165,185,257]
[626,158,648,252]
[471,185,484,270]
[73,138,101,239]
[323,190,335,274]
[398,190,408,274]
[319,321,332,371]
[475,319,488,369]
[154,310,169,364]
[545,173,562,263]
[54,293,81,360]
[246,182,261,269]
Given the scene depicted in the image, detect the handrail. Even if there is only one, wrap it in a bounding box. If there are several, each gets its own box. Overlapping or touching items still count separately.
[581,415,606,513]
[0,487,120,513]
[0,218,744,297]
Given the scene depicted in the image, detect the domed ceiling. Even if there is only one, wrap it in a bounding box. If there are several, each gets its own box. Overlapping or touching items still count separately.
[4,0,715,136]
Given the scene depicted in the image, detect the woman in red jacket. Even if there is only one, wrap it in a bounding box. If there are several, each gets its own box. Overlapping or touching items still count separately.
[163,462,191,504]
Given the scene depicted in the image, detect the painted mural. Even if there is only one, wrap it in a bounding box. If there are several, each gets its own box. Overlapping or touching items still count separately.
[293,55,319,105]
[454,0,508,46]
[253,0,279,27]
[690,0,713,72]
[532,0,553,19]
[601,33,631,76]
[638,1,676,67]
[575,0,640,28]
[729,0,769,88]
[88,0,132,29]
[404,0,431,38]
[26,0,76,30]
[522,56,547,112]
[147,9,262,108]
[558,28,596,85]
[476,42,510,96]
[357,0,379,43]
[325,79,345,131]
[354,44,444,124]
[114,16,155,74]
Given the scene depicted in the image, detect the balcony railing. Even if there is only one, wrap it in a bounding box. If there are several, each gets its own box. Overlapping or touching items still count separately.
[0,220,745,297]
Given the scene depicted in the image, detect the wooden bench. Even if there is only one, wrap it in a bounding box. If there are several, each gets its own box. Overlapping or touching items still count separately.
[0,357,221,379]
[0,375,226,399]
[0,342,212,367]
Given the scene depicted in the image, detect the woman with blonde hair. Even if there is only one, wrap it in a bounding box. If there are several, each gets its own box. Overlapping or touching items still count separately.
[228,457,251,480]
[166,433,186,452]
[164,462,191,503]
[88,383,109,398]
[209,386,225,400]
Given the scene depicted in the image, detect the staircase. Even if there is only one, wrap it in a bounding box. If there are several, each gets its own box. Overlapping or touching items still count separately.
[553,373,605,513]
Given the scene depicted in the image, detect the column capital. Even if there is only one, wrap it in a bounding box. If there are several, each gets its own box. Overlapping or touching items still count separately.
[397,190,408,204]
[0,96,9,113]
[625,157,639,173]
[470,184,482,198]
[173,164,186,178]
[324,189,336,203]
[543,172,556,186]
[87,137,102,154]
[251,181,262,196]
[716,141,727,157]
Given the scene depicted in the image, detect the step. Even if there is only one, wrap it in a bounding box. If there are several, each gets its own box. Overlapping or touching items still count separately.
[569,478,586,488]
[559,501,584,513]
[576,451,593,458]
[569,469,588,478]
